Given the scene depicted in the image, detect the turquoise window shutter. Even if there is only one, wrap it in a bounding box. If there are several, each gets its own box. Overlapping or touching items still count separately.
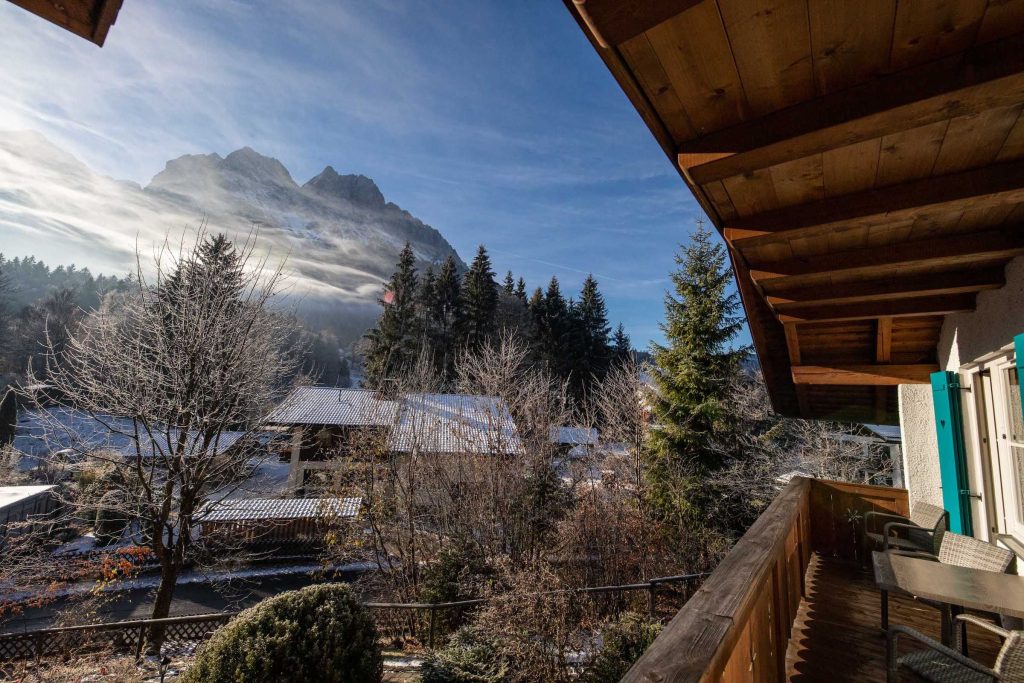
[1016,334,1024,424]
[932,371,973,536]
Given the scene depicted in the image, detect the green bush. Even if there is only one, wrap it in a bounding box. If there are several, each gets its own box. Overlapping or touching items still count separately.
[181,583,382,683]
[581,612,662,682]
[421,627,508,683]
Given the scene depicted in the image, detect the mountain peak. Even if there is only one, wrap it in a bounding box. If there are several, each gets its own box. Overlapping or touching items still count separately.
[304,166,385,209]
[222,147,294,187]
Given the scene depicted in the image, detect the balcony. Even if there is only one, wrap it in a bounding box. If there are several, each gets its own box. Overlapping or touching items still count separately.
[624,477,1004,682]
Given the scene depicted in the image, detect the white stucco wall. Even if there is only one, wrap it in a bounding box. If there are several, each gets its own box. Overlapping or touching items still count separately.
[897,383,943,508]
[938,256,1024,371]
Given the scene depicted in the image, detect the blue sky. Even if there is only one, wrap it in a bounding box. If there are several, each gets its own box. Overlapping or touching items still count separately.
[0,0,745,348]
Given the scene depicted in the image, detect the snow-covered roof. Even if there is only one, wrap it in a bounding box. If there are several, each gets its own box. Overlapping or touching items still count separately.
[390,393,524,455]
[198,497,362,523]
[550,426,599,446]
[265,387,397,427]
[0,485,55,511]
[267,388,523,456]
[14,408,251,460]
[862,424,902,442]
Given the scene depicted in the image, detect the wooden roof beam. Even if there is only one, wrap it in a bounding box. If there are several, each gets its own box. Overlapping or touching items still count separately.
[792,364,936,386]
[747,229,1024,279]
[679,32,1024,185]
[775,293,976,323]
[763,267,1005,305]
[570,0,703,48]
[724,160,1024,244]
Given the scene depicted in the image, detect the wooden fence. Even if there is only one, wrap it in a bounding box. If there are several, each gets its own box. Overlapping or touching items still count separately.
[0,572,708,662]
[621,476,909,682]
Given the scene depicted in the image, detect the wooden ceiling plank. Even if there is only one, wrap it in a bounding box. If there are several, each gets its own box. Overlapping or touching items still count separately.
[573,0,705,47]
[876,317,893,364]
[889,0,989,72]
[716,0,815,117]
[762,266,1005,304]
[823,138,881,198]
[747,227,1024,278]
[875,120,948,188]
[775,293,977,323]
[977,0,1024,44]
[933,105,1024,175]
[619,34,698,143]
[645,4,749,134]
[678,32,1024,183]
[728,158,1024,242]
[808,0,897,95]
[792,364,937,386]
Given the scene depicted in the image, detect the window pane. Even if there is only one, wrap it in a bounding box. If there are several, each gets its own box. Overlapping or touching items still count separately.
[1010,367,1024,443]
[1015,446,1024,524]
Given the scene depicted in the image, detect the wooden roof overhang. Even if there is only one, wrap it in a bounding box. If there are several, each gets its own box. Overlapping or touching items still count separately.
[7,0,123,46]
[564,0,1024,424]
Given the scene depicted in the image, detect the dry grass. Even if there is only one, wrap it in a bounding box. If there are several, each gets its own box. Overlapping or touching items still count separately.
[0,651,191,682]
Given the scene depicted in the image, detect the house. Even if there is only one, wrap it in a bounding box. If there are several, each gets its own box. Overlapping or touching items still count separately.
[5,0,123,46]
[550,426,599,458]
[565,0,1024,679]
[197,496,361,548]
[266,386,524,495]
[0,485,59,541]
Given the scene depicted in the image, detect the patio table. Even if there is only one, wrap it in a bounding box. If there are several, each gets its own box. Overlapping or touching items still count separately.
[873,550,1024,645]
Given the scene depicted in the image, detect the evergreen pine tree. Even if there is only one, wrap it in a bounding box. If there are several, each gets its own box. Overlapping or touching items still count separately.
[576,274,613,388]
[503,270,515,296]
[417,265,438,357]
[612,323,632,364]
[459,245,498,349]
[515,277,527,302]
[647,221,748,519]
[364,244,419,389]
[433,255,462,381]
[535,277,569,377]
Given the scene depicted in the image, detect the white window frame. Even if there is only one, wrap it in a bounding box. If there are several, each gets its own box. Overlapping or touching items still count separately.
[982,353,1024,541]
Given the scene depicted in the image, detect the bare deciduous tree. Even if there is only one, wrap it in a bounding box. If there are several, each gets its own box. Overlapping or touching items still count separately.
[19,230,303,644]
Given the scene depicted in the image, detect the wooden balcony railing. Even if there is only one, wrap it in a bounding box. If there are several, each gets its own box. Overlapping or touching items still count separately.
[622,476,909,682]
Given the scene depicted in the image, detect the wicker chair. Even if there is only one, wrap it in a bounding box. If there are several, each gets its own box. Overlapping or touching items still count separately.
[887,614,1023,682]
[865,502,948,556]
[879,532,1016,642]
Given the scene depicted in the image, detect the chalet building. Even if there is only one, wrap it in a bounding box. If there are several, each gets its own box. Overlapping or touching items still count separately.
[565,0,1024,679]
[266,386,523,495]
[0,485,59,544]
[197,496,361,548]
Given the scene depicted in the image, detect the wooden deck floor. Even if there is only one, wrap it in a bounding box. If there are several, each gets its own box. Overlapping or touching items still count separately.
[786,552,1003,681]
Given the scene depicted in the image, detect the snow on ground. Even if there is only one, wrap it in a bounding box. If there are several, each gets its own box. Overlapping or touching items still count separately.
[3,560,376,606]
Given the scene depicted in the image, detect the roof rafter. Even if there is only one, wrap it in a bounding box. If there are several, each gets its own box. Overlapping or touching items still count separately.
[724,160,1024,245]
[775,293,976,323]
[792,364,937,386]
[763,267,1005,305]
[747,229,1024,279]
[679,32,1024,185]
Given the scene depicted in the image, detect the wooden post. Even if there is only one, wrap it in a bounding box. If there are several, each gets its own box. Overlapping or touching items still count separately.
[135,626,145,660]
[648,582,656,619]
[428,606,437,649]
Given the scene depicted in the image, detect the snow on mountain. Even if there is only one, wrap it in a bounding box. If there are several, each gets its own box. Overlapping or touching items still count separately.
[0,130,463,303]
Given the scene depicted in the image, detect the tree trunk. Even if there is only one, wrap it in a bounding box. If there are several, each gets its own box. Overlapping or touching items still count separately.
[145,559,179,654]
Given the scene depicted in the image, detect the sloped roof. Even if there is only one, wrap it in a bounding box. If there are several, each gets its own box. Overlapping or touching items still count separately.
[265,387,398,427]
[550,426,599,446]
[0,485,55,511]
[268,387,524,456]
[390,393,524,456]
[198,497,362,523]
[564,1,1024,425]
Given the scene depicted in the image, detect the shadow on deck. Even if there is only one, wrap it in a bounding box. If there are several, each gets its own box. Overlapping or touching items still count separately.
[787,552,1001,681]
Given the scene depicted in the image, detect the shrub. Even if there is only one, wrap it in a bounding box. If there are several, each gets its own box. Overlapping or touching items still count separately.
[421,627,507,683]
[581,612,662,682]
[94,490,129,545]
[181,583,382,683]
